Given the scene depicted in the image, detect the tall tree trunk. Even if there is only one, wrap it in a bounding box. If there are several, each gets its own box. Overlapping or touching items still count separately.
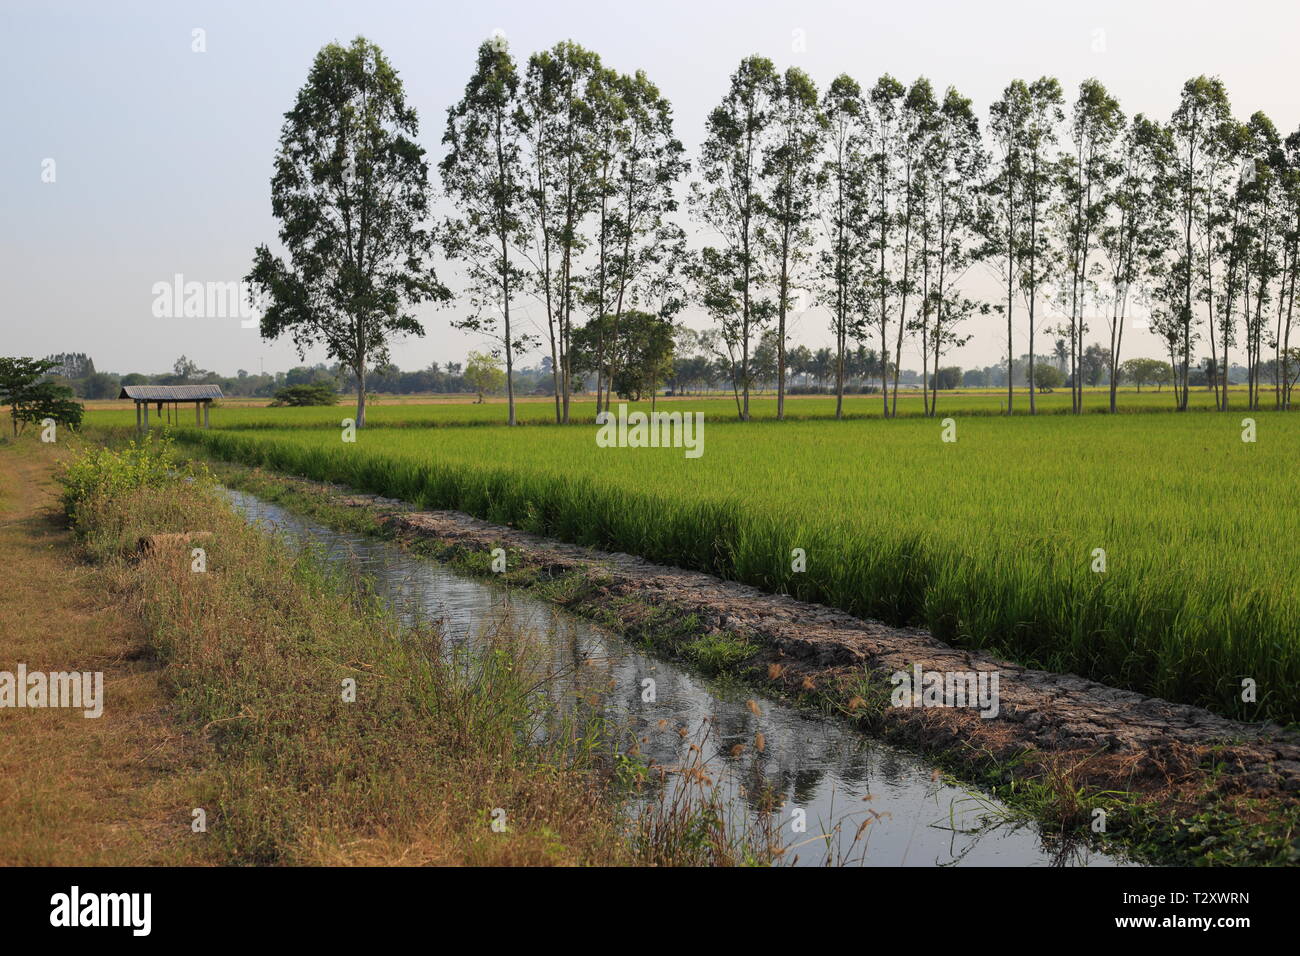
[892,164,913,418]
[1283,235,1298,409]
[1005,202,1014,416]
[777,228,789,421]
[355,361,367,429]
[921,233,931,417]
[741,234,751,422]
[879,162,890,418]
[1108,281,1123,414]
[501,232,516,427]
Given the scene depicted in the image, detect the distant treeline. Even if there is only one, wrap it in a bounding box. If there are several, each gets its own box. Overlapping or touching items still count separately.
[41,352,555,399]
[42,343,1276,403]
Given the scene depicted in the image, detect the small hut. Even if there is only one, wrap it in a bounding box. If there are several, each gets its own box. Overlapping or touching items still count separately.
[119,384,223,433]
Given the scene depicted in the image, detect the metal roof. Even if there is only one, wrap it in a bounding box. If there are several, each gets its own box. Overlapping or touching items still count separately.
[119,385,224,401]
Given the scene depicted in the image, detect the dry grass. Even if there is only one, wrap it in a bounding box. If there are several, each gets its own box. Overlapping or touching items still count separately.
[0,437,203,865]
[2,433,781,866]
[63,437,780,865]
[69,471,638,865]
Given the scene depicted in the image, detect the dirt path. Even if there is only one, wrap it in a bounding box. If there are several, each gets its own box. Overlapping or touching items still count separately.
[0,442,204,865]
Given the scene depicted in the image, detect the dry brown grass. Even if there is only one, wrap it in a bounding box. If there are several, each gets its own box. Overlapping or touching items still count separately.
[0,438,207,865]
[76,477,641,865]
[3,434,778,866]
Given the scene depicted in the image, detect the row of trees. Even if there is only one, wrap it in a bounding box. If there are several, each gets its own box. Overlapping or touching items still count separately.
[689,65,1300,419]
[248,36,1300,428]
[439,38,688,424]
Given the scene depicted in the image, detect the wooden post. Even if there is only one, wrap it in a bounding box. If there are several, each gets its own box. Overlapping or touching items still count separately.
[203,402,210,429]
[136,402,143,435]
[196,402,201,426]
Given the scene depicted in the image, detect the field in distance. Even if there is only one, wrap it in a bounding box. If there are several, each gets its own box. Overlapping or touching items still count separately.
[85,385,1241,429]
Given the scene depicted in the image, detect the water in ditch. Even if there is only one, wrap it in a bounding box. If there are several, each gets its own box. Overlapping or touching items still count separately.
[226,487,1128,868]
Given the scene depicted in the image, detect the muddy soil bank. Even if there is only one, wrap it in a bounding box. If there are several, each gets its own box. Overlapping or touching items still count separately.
[232,468,1300,858]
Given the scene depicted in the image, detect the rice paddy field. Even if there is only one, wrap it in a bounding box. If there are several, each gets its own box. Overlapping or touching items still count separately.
[159,399,1300,725]
[82,385,1229,430]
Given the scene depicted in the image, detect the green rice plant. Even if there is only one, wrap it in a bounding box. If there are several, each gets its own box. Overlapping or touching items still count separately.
[179,409,1300,722]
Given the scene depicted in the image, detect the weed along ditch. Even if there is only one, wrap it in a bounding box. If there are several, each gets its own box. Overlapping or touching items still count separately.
[223,486,1124,867]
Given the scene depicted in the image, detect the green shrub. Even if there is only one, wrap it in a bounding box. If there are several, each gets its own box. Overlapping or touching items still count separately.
[269,383,339,407]
[58,434,202,528]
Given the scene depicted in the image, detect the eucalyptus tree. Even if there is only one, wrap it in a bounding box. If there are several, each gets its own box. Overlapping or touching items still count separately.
[908,83,945,415]
[1239,112,1284,409]
[1058,78,1122,413]
[1018,77,1064,415]
[914,141,937,415]
[1212,117,1282,410]
[1168,76,1234,410]
[1196,104,1248,411]
[816,74,869,418]
[591,70,687,414]
[440,37,534,425]
[1213,120,1250,410]
[862,75,906,415]
[984,80,1030,414]
[1279,129,1300,409]
[924,88,988,415]
[517,41,603,423]
[585,63,631,414]
[247,37,449,429]
[890,79,938,415]
[691,55,779,421]
[1098,115,1173,412]
[758,67,823,420]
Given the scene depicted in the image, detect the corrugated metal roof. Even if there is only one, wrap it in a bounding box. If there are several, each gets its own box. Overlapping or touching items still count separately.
[119,385,224,400]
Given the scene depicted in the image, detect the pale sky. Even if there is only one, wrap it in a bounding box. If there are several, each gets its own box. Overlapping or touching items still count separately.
[3,0,1298,377]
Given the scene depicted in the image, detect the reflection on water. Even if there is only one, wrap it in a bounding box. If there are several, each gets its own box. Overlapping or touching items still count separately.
[225,488,1127,868]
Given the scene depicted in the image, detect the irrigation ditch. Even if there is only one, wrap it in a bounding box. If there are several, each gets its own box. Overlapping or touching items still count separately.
[196,452,1300,866]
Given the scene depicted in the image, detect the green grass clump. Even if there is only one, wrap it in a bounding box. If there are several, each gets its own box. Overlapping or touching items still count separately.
[683,632,760,676]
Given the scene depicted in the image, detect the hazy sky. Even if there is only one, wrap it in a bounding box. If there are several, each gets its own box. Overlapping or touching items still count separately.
[3,0,1298,377]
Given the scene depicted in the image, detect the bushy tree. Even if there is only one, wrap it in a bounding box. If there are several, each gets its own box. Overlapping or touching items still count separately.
[0,357,83,436]
[464,351,506,403]
[248,37,449,429]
